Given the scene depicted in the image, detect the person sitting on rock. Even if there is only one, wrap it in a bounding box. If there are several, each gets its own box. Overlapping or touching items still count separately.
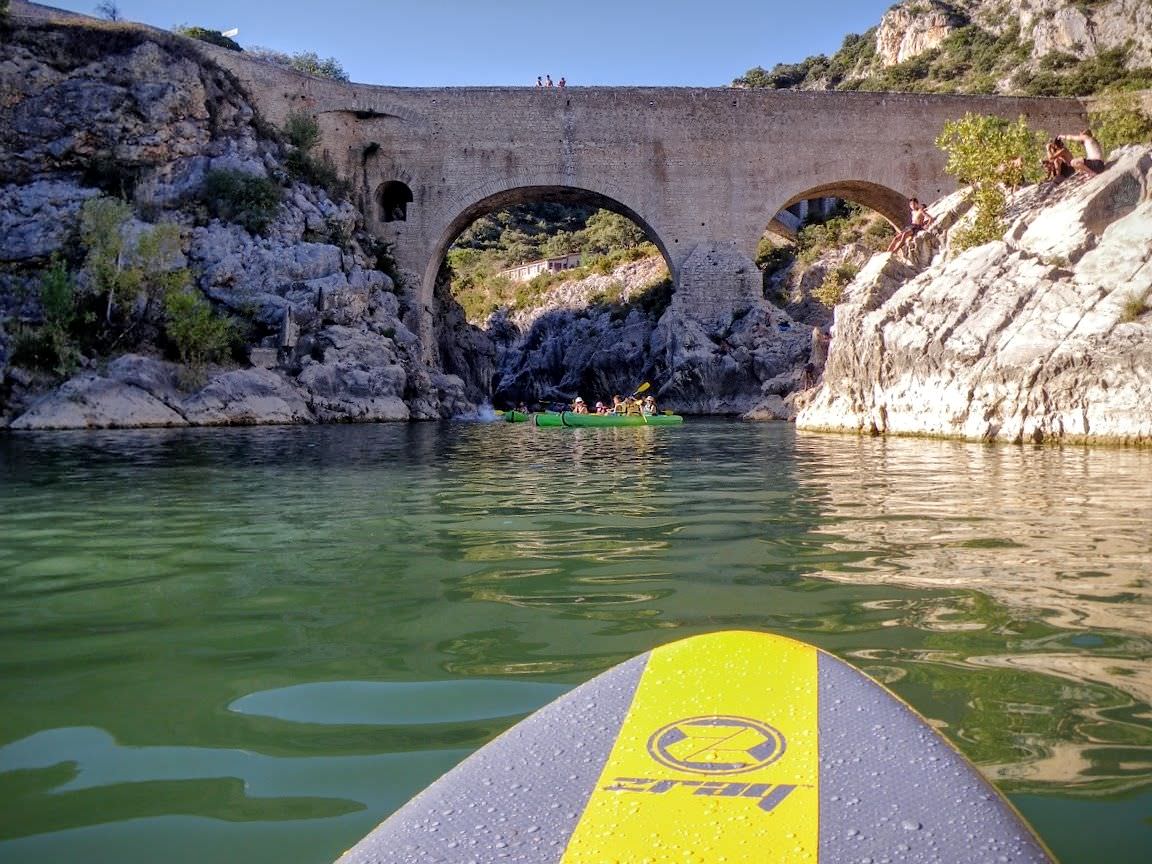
[571,396,589,414]
[1062,129,1105,177]
[886,198,933,256]
[1042,137,1073,181]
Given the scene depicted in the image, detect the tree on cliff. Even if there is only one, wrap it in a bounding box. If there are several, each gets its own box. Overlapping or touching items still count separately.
[174,25,242,52]
[936,113,1043,249]
[95,1,121,21]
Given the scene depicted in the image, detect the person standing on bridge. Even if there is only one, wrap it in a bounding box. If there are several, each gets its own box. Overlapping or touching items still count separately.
[546,74,554,87]
[558,77,567,88]
[536,76,543,88]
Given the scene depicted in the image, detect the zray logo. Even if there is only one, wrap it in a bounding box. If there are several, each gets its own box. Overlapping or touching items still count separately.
[646,715,786,775]
[603,777,798,813]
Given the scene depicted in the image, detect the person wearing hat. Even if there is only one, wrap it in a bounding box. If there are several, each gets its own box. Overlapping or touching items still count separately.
[571,396,589,414]
[595,401,609,415]
[642,394,657,415]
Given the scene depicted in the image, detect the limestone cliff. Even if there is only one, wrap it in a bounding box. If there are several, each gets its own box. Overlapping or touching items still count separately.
[0,7,473,429]
[875,0,1152,70]
[796,146,1152,446]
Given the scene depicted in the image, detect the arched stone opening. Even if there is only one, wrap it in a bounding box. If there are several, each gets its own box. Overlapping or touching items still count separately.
[425,185,675,410]
[755,179,909,330]
[768,180,912,238]
[377,180,413,223]
[428,185,672,281]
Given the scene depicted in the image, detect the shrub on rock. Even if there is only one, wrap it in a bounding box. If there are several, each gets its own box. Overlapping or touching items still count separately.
[201,169,282,235]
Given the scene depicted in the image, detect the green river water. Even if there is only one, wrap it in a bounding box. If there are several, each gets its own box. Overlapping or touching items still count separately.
[0,420,1149,864]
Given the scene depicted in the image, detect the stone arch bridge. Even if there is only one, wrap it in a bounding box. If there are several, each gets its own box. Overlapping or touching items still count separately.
[203,47,1086,350]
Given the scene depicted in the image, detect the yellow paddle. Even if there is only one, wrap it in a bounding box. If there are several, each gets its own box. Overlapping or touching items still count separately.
[632,382,650,424]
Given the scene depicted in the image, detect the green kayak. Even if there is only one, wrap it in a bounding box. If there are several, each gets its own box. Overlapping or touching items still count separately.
[533,411,683,427]
[502,410,530,423]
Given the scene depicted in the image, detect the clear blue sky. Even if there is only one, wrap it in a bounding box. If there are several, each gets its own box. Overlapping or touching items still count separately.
[43,0,896,86]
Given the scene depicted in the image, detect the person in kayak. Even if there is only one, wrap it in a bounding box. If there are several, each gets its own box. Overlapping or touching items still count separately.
[611,395,625,414]
[571,397,589,414]
[642,395,657,415]
[594,401,610,415]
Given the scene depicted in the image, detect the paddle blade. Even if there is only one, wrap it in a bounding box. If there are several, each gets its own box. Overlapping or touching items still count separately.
[633,381,651,396]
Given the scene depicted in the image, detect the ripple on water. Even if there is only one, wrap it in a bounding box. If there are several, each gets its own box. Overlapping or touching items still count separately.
[0,422,1149,864]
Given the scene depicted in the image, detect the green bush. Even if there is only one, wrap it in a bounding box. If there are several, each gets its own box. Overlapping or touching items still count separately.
[8,324,78,375]
[813,266,852,308]
[954,184,1008,251]
[40,256,76,328]
[756,242,795,274]
[8,259,81,375]
[173,25,241,51]
[247,47,349,81]
[1090,93,1152,155]
[634,276,674,319]
[937,113,1042,247]
[202,169,282,234]
[284,112,322,151]
[163,286,238,367]
[281,112,349,200]
[811,261,860,308]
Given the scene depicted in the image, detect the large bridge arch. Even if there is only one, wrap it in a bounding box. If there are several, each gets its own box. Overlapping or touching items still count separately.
[422,181,676,315]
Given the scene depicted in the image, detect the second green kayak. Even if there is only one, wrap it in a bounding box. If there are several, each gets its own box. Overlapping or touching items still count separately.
[533,411,683,427]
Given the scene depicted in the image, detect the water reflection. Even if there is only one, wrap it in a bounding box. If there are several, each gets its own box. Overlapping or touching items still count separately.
[0,422,1149,863]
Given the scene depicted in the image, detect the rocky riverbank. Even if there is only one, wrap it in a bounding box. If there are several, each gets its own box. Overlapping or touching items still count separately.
[0,9,473,429]
[796,145,1152,445]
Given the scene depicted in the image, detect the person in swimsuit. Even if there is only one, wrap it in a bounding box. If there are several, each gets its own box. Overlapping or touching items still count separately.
[886,198,934,255]
[1042,137,1074,181]
[1062,129,1105,177]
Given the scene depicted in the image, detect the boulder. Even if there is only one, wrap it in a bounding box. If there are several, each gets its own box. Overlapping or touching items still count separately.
[10,374,188,429]
[181,368,313,425]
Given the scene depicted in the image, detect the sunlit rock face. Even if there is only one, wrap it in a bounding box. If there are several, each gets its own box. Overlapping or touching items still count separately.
[876,0,1152,68]
[797,146,1152,445]
[875,2,966,67]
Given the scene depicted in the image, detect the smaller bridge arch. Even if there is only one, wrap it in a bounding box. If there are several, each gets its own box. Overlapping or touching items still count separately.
[776,180,913,231]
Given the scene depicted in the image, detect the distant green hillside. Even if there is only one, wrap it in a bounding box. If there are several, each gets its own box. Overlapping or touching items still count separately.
[446,204,656,323]
[734,24,1152,97]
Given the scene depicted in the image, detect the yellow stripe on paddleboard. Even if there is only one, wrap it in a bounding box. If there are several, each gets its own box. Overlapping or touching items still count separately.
[560,631,819,863]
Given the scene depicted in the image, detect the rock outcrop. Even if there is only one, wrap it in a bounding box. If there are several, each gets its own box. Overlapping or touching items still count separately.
[470,256,815,416]
[797,146,1152,445]
[875,0,1152,70]
[0,8,475,429]
[876,2,968,67]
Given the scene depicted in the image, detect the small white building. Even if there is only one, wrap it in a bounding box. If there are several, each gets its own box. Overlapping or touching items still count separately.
[499,252,583,282]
